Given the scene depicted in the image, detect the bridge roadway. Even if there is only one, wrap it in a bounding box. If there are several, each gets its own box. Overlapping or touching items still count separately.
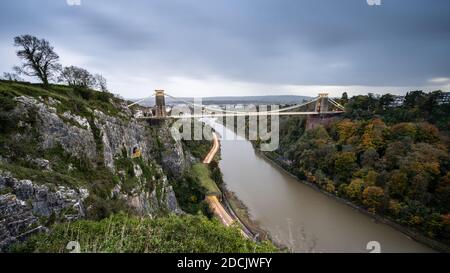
[138,111,344,119]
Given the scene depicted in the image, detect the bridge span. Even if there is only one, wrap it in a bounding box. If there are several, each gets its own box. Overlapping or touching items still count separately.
[128,90,345,119]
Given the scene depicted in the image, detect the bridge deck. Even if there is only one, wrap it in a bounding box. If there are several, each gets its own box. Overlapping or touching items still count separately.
[138,111,344,119]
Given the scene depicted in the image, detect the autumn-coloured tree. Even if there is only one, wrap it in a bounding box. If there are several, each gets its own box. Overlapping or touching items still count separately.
[362,186,384,212]
[334,152,357,182]
[345,178,365,200]
[361,147,379,168]
[336,119,357,144]
[360,119,387,150]
[388,170,408,198]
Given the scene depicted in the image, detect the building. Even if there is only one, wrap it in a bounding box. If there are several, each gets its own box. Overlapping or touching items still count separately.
[389,96,405,107]
[437,92,450,105]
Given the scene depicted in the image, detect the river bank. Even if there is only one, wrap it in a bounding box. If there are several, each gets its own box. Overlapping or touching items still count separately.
[255,145,450,253]
[200,130,270,242]
[218,181,290,250]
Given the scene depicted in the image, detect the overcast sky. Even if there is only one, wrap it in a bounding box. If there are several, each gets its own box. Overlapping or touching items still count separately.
[1,0,449,98]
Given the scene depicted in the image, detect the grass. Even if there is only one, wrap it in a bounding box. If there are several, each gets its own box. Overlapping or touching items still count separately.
[11,213,277,253]
[192,163,221,196]
[0,80,122,119]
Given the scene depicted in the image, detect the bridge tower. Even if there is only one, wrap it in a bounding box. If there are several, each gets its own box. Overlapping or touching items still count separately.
[154,89,166,118]
[315,93,329,113]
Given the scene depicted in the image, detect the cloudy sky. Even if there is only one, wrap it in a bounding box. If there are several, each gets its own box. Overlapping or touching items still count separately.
[1,0,449,98]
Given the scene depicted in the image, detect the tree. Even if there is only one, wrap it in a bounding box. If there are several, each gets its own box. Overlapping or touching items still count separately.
[2,72,23,81]
[364,170,378,187]
[341,92,348,103]
[391,123,417,140]
[334,152,357,182]
[361,147,379,168]
[360,119,387,150]
[58,66,96,88]
[404,90,426,109]
[346,178,365,200]
[13,35,60,86]
[408,172,430,203]
[378,94,395,110]
[336,119,357,144]
[416,122,439,143]
[94,74,108,92]
[388,170,408,198]
[362,186,384,212]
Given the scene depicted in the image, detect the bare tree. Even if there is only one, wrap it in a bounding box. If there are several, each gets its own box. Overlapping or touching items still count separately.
[13,35,61,87]
[94,74,108,92]
[58,66,96,88]
[2,72,23,81]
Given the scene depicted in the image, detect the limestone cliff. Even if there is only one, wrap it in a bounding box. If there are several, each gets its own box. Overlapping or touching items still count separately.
[0,84,188,251]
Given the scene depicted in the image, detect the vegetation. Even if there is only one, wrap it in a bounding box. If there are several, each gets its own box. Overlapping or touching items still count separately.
[0,81,134,221]
[0,81,118,117]
[192,163,221,195]
[343,91,450,132]
[58,65,108,92]
[261,91,450,247]
[171,120,224,214]
[5,34,109,94]
[13,35,61,87]
[11,213,277,253]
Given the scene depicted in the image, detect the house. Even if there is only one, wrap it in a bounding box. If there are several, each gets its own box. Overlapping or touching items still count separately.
[388,96,405,107]
[437,92,450,105]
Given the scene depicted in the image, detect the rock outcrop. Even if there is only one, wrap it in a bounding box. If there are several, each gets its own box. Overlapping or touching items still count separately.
[14,96,97,162]
[158,122,187,176]
[0,171,88,251]
[94,109,154,171]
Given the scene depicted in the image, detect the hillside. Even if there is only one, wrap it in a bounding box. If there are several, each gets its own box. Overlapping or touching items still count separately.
[254,92,450,251]
[0,81,275,252]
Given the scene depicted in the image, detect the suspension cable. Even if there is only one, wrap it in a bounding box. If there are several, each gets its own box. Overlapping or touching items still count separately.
[165,93,319,114]
[328,97,345,110]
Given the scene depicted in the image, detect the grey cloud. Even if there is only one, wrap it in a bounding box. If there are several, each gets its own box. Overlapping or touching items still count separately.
[1,0,449,94]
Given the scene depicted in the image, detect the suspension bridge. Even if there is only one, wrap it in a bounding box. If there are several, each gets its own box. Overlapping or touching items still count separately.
[128,90,345,119]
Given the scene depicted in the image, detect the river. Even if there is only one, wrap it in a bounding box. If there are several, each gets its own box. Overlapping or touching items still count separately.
[206,120,434,253]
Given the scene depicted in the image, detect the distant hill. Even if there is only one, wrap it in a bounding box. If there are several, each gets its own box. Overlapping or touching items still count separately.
[133,95,314,107]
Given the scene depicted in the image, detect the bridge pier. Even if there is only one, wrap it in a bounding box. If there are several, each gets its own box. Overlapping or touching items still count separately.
[315,93,329,113]
[305,114,337,130]
[307,93,336,130]
[154,89,166,118]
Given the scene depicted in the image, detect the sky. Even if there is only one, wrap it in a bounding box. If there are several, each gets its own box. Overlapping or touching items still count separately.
[1,0,449,98]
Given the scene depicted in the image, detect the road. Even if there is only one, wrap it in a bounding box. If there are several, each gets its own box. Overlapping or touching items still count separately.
[203,132,219,164]
[202,132,252,239]
[205,196,235,226]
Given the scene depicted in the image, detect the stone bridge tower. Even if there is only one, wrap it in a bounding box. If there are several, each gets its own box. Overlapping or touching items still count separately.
[154,89,166,118]
[315,93,329,113]
[307,93,336,130]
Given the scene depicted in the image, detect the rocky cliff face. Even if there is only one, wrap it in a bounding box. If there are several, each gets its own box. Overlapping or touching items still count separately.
[0,171,88,251]
[0,93,187,251]
[14,96,97,163]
